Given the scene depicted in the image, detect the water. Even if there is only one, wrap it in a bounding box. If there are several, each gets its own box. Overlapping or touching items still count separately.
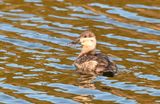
[0,0,160,104]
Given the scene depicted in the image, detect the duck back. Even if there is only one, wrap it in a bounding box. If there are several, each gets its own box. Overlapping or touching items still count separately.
[74,53,118,77]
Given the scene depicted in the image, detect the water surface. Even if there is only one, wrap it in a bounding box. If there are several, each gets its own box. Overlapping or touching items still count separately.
[0,0,160,104]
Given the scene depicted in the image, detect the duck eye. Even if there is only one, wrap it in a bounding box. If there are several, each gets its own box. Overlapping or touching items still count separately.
[84,36,87,38]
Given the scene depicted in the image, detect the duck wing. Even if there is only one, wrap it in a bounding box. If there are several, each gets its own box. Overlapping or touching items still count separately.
[74,54,98,75]
[95,53,118,77]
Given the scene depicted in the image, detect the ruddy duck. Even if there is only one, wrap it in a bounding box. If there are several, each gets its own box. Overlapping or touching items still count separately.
[71,31,118,77]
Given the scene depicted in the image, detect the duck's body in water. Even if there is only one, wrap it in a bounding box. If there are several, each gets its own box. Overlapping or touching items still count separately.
[71,31,118,77]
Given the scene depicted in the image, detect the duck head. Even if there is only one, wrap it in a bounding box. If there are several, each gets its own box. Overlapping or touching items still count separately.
[71,31,97,57]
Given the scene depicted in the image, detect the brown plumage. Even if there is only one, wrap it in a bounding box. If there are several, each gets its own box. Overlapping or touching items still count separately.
[72,31,118,77]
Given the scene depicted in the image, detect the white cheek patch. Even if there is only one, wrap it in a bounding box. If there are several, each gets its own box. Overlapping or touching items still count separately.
[80,37,96,46]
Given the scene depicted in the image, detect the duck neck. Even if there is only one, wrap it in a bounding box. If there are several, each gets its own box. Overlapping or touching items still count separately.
[78,45,96,57]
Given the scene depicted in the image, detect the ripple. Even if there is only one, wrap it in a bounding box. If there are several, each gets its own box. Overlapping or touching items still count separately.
[0,35,52,50]
[134,72,160,81]
[70,13,160,36]
[6,63,34,69]
[44,63,75,70]
[127,4,160,10]
[24,0,42,3]
[127,43,142,47]
[97,77,160,97]
[0,83,79,104]
[0,11,35,18]
[52,22,73,29]
[68,6,95,14]
[23,74,39,77]
[32,82,137,104]
[17,48,55,54]
[0,11,50,23]
[0,67,5,70]
[31,68,45,72]
[51,30,80,37]
[0,23,71,46]
[0,92,31,104]
[108,9,160,23]
[51,6,68,11]
[46,58,61,62]
[49,14,79,20]
[105,34,160,45]
[9,9,24,13]
[126,58,154,64]
[110,47,134,51]
[21,23,38,27]
[6,52,16,56]
[27,94,80,104]
[148,50,159,53]
[0,56,9,60]
[90,3,160,23]
[0,83,45,94]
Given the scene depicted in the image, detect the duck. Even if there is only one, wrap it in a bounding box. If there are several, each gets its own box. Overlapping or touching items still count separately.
[71,31,118,77]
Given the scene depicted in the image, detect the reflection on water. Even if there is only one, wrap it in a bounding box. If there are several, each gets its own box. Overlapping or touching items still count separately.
[78,74,96,89]
[74,74,96,104]
[0,0,160,104]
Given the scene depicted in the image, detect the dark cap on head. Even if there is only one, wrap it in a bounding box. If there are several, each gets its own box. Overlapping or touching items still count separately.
[80,31,95,38]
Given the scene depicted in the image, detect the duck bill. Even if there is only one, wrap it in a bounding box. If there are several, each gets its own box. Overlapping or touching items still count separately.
[70,38,80,45]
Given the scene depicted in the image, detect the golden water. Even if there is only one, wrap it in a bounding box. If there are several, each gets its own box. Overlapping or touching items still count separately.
[0,0,160,104]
